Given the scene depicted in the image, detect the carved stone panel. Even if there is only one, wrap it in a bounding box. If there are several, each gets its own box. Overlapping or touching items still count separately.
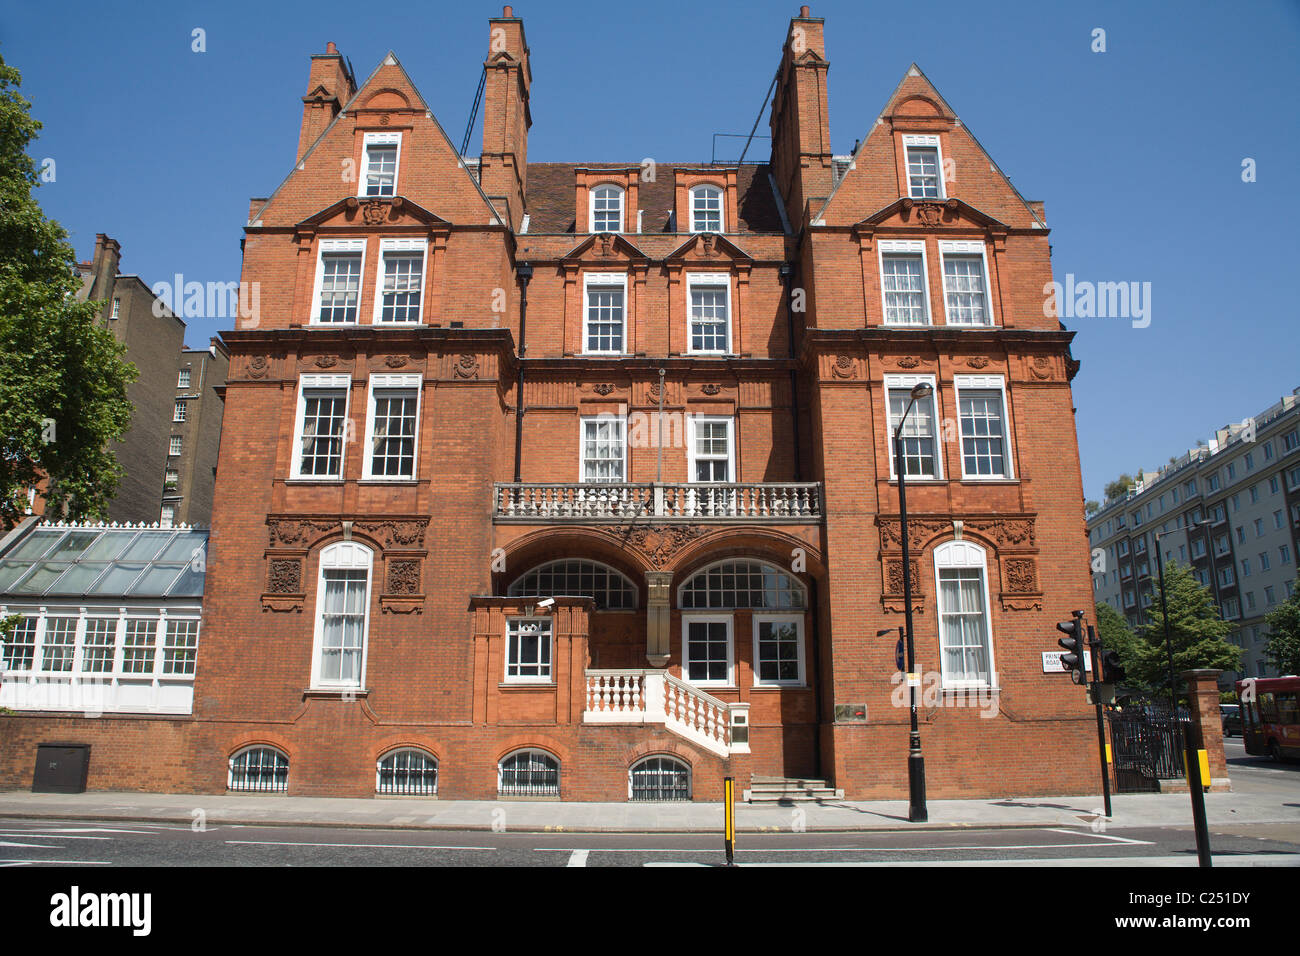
[386,559,422,595]
[267,559,302,594]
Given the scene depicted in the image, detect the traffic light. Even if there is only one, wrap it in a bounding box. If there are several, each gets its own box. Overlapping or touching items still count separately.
[1056,615,1087,685]
[1101,649,1126,684]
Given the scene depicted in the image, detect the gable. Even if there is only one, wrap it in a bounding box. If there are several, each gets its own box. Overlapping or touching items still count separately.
[815,64,1046,230]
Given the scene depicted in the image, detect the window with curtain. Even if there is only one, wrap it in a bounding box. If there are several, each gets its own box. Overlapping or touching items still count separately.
[584,278,625,353]
[378,252,423,323]
[313,542,372,688]
[882,254,928,324]
[906,145,941,198]
[957,385,1009,478]
[297,385,348,478]
[934,541,993,685]
[369,387,417,478]
[942,255,991,325]
[688,280,729,353]
[581,417,625,482]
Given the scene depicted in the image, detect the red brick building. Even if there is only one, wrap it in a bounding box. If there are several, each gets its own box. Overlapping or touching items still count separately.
[1,7,1097,801]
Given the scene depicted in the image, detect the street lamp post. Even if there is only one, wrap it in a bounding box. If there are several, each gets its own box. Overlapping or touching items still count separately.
[893,381,931,823]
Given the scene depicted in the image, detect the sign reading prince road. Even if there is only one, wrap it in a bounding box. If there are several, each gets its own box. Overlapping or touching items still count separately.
[1042,651,1092,674]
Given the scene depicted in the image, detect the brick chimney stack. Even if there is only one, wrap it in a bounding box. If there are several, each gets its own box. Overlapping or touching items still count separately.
[89,233,121,307]
[298,41,356,162]
[478,6,532,231]
[769,7,833,227]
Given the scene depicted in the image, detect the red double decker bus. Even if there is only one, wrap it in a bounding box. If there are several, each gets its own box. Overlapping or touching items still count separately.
[1237,676,1300,760]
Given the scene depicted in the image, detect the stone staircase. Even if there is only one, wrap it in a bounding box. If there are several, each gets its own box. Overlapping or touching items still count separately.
[744,775,844,803]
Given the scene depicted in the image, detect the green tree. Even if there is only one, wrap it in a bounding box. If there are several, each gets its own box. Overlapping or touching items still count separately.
[1094,601,1149,694]
[1131,561,1241,702]
[0,53,135,527]
[1263,584,1300,676]
[1104,474,1135,501]
[1085,499,1100,515]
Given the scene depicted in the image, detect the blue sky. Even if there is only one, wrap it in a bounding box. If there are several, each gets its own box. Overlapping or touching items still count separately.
[3,0,1297,501]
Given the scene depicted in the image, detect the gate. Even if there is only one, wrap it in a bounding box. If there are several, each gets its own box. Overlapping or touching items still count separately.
[1108,710,1185,793]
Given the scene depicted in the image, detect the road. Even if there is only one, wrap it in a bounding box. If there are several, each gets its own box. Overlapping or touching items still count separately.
[1,817,1297,867]
[0,740,1293,867]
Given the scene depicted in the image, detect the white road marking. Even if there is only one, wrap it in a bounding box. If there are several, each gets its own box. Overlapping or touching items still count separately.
[9,827,150,835]
[1043,828,1154,845]
[0,841,59,849]
[566,849,589,867]
[0,832,112,841]
[642,854,1300,867]
[0,859,112,866]
[225,840,493,850]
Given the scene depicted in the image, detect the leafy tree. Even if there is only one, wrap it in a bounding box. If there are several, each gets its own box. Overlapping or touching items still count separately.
[1129,561,1241,703]
[1094,601,1149,694]
[1263,584,1300,676]
[1104,473,1135,501]
[0,53,135,528]
[1085,500,1100,515]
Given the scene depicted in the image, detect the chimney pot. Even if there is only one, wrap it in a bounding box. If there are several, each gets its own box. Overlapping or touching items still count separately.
[326,41,337,54]
[503,5,513,16]
[800,5,810,16]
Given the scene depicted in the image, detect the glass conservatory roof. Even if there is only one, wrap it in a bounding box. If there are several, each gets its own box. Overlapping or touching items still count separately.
[0,522,208,599]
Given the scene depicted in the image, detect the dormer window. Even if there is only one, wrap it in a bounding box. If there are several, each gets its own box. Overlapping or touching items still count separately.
[590,184,624,233]
[902,134,944,200]
[690,185,724,232]
[361,132,401,198]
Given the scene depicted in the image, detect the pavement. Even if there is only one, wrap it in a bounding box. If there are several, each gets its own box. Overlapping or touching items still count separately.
[1,784,1296,833]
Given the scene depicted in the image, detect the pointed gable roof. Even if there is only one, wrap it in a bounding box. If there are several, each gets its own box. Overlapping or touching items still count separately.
[249,51,502,228]
[664,231,754,264]
[560,232,650,265]
[814,64,1047,231]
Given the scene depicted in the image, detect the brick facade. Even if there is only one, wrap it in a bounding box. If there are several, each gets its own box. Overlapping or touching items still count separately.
[0,8,1098,801]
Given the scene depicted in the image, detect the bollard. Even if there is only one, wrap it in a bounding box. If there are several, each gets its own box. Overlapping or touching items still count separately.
[723,776,736,867]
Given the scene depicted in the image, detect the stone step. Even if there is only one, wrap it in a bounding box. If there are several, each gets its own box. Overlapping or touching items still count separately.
[745,776,843,802]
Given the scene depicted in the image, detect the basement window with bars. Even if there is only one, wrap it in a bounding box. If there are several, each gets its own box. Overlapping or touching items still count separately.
[229,746,289,793]
[629,756,691,801]
[376,748,438,796]
[498,749,559,797]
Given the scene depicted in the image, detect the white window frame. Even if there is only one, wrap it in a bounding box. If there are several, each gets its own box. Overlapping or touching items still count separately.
[877,239,932,326]
[686,415,735,483]
[588,183,625,234]
[371,238,428,325]
[582,272,628,355]
[168,435,183,456]
[685,272,732,355]
[751,613,806,688]
[689,184,725,233]
[160,504,176,529]
[504,616,553,684]
[311,238,367,325]
[937,240,996,327]
[177,369,191,389]
[291,373,352,480]
[884,373,943,481]
[359,131,402,199]
[361,373,422,481]
[579,414,627,483]
[902,134,946,200]
[309,541,373,691]
[681,613,733,688]
[933,540,996,689]
[173,401,187,423]
[953,375,1013,480]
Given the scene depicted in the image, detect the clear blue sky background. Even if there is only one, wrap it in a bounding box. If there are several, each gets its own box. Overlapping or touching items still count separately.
[4,0,1297,501]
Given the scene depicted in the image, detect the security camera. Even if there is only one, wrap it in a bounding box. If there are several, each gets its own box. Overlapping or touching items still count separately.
[535,597,555,610]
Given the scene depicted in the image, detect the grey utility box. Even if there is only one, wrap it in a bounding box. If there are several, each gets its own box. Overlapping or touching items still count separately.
[32,743,91,793]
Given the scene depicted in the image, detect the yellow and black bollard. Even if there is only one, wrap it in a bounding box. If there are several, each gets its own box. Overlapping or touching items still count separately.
[723,776,736,867]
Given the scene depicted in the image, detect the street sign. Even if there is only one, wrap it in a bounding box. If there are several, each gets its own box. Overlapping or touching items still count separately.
[895,636,905,671]
[1042,650,1092,673]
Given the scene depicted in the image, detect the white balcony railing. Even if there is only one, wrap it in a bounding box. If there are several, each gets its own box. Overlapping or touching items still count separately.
[495,482,821,523]
[582,668,749,757]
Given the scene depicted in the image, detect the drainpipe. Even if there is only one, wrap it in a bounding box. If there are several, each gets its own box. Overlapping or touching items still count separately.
[809,577,824,780]
[513,262,533,483]
[779,262,802,481]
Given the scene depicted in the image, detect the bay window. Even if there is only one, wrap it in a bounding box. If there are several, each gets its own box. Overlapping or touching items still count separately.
[505,617,552,682]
